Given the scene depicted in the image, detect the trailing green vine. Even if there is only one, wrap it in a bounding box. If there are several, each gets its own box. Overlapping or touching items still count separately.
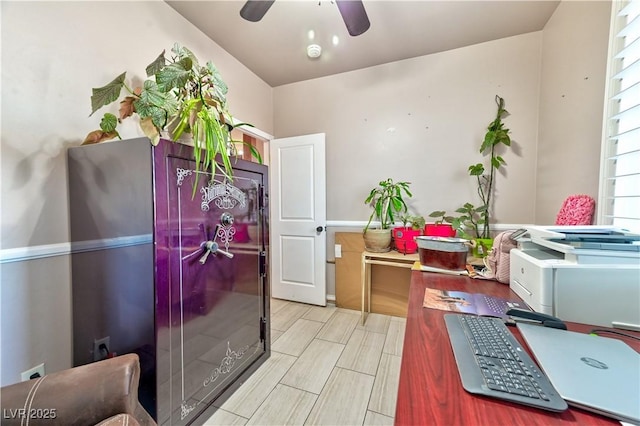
[85,43,259,185]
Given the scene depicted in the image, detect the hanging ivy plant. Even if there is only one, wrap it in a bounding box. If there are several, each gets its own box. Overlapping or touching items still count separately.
[84,43,260,182]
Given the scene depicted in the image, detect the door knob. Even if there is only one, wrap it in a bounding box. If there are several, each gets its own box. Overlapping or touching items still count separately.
[316,226,325,233]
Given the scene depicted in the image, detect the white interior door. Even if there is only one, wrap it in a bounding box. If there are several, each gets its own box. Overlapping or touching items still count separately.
[270,133,326,306]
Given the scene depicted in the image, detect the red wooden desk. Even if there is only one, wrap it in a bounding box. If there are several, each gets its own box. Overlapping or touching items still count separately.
[395,270,640,426]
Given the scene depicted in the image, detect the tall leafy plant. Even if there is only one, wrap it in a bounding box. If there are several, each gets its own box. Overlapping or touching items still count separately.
[85,43,258,181]
[364,179,412,232]
[458,95,512,239]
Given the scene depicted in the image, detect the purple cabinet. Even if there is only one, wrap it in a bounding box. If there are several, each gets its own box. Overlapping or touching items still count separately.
[68,138,270,425]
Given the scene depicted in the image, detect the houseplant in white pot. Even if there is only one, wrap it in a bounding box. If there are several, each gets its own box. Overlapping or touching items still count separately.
[84,42,259,183]
[363,178,412,252]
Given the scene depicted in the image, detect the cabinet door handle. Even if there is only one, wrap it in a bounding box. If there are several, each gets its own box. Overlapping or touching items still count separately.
[205,240,234,259]
[200,240,234,263]
[182,224,235,263]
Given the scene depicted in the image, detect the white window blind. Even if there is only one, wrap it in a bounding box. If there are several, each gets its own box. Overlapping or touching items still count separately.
[599,0,640,232]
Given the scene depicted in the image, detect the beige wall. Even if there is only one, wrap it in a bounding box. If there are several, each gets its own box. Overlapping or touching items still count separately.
[1,0,272,250]
[274,32,545,300]
[535,1,610,224]
[273,2,610,228]
[274,1,610,298]
[274,32,543,225]
[0,1,272,385]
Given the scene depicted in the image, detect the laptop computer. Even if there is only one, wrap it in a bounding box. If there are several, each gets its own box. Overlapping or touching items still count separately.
[517,323,640,424]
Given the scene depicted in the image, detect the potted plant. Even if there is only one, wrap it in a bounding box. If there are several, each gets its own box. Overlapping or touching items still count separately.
[453,95,512,256]
[84,42,259,183]
[409,215,426,231]
[392,214,412,243]
[394,215,424,254]
[446,203,491,256]
[425,211,457,237]
[363,178,412,252]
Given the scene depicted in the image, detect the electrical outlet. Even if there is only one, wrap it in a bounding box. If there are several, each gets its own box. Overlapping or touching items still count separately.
[21,363,45,381]
[93,336,110,361]
[335,244,342,258]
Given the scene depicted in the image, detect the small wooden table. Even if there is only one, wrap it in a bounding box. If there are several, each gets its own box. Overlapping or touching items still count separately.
[394,270,640,425]
[360,250,418,325]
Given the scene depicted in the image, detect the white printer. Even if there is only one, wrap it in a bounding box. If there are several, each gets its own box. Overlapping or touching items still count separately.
[510,226,640,330]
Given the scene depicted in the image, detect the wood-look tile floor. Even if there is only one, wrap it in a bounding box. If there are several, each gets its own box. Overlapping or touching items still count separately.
[203,299,406,426]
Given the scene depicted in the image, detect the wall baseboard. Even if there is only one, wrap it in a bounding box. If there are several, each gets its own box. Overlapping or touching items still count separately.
[0,242,72,264]
[0,235,152,264]
[1,223,530,264]
[326,220,528,231]
[326,220,370,228]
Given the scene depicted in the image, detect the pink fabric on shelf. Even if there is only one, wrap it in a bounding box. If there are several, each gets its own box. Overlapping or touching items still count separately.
[555,194,595,225]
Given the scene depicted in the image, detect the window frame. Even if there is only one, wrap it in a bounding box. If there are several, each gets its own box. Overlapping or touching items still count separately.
[598,0,640,232]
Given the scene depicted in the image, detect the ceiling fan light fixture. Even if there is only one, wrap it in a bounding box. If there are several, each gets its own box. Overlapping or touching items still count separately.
[307,44,322,59]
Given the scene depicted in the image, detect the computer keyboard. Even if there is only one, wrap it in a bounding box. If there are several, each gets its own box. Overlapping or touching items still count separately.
[444,313,568,412]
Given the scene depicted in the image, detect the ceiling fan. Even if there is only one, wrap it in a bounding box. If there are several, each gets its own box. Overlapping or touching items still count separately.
[239,0,371,37]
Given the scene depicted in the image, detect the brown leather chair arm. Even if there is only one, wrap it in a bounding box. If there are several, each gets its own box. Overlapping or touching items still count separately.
[0,354,155,426]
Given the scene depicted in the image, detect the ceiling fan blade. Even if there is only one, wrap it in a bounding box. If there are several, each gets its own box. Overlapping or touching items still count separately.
[240,0,275,22]
[336,0,370,36]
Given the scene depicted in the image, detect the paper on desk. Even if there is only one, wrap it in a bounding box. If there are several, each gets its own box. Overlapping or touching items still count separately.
[423,287,530,318]
[466,266,495,280]
[411,261,468,275]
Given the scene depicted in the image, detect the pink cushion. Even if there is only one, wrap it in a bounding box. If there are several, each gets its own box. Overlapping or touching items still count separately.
[555,195,595,225]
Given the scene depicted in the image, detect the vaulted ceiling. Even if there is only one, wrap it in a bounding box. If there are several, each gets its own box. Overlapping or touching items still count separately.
[167,1,560,87]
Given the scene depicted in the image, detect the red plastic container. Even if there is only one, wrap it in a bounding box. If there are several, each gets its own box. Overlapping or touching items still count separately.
[424,223,457,237]
[393,227,422,254]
